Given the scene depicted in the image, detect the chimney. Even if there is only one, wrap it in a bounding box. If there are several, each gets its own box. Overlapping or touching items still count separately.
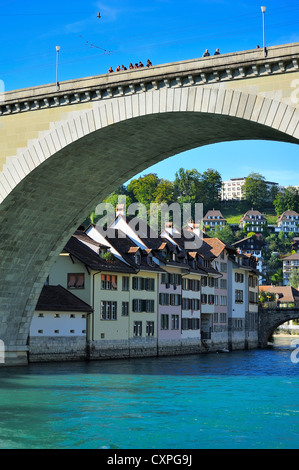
[165,221,173,235]
[116,204,126,217]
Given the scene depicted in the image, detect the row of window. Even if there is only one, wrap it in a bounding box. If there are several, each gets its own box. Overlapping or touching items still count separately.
[160,314,200,331]
[101,299,156,319]
[67,273,231,292]
[132,321,155,337]
[36,329,86,334]
[37,313,86,318]
[159,293,182,306]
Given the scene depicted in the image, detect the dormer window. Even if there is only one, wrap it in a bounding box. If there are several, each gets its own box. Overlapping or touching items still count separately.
[135,253,141,265]
[147,255,154,267]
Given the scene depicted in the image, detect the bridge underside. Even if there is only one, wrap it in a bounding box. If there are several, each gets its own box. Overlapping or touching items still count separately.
[0,111,298,365]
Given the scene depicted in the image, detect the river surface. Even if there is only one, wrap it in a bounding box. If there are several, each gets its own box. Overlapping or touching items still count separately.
[0,337,298,449]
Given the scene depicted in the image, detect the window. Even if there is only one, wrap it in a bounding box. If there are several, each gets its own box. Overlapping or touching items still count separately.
[201,277,207,287]
[235,290,243,303]
[220,312,227,323]
[220,279,227,289]
[146,321,154,337]
[100,301,117,320]
[201,294,207,305]
[182,318,200,330]
[132,299,154,312]
[182,298,200,310]
[133,321,142,337]
[68,273,85,289]
[159,293,170,305]
[220,263,227,273]
[122,276,129,291]
[220,295,227,306]
[170,294,182,306]
[171,315,179,330]
[162,273,182,286]
[214,312,219,323]
[160,314,169,330]
[101,274,117,290]
[132,277,155,291]
[208,295,215,305]
[235,272,244,283]
[249,291,258,303]
[122,301,129,316]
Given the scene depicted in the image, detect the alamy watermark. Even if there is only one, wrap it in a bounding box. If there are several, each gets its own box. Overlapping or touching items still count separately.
[290,79,299,106]
[94,198,204,249]
[291,339,299,364]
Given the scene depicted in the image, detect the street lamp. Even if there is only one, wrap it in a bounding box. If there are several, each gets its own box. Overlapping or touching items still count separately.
[56,46,60,91]
[261,6,266,57]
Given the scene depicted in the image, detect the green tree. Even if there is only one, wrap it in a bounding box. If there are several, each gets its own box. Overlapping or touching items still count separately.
[242,173,268,210]
[274,187,299,216]
[207,225,236,245]
[127,173,160,209]
[200,168,222,210]
[173,168,201,204]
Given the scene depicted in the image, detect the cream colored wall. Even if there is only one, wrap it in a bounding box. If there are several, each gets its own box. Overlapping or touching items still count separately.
[93,270,158,342]
[0,102,94,172]
[48,253,92,306]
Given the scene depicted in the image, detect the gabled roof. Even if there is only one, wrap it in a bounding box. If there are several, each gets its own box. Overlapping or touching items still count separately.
[259,285,299,303]
[232,235,265,249]
[203,210,226,221]
[240,209,266,222]
[282,253,299,261]
[36,285,93,312]
[203,236,236,257]
[64,235,136,273]
[277,210,299,222]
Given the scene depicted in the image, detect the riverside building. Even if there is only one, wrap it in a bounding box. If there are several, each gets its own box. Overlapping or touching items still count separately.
[28,213,260,362]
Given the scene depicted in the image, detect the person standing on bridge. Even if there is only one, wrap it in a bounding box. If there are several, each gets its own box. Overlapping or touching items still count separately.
[203,49,210,57]
[214,48,220,55]
[108,67,113,73]
[146,59,152,67]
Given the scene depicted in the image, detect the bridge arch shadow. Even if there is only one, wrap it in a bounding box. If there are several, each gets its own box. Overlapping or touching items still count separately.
[0,85,298,361]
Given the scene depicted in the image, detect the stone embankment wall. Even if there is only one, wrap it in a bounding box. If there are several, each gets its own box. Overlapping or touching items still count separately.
[28,332,259,362]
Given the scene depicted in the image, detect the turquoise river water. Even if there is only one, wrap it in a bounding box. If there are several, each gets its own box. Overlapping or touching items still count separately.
[0,337,298,449]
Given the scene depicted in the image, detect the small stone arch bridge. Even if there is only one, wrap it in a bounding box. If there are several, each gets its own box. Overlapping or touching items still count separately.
[0,43,299,365]
[259,307,299,348]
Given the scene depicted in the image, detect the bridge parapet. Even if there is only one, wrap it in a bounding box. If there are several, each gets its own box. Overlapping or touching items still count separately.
[0,43,298,116]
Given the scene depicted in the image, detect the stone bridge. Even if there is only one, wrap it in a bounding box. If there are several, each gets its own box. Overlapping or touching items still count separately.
[259,307,299,347]
[0,43,299,365]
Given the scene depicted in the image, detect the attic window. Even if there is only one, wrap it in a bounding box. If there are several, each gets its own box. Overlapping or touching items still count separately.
[135,253,141,265]
[147,255,154,266]
[68,273,85,289]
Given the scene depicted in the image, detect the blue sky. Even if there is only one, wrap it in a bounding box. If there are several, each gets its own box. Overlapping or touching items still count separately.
[1,0,299,186]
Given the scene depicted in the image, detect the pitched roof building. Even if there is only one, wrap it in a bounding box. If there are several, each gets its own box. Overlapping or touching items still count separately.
[239,209,267,232]
[202,210,227,231]
[276,210,299,233]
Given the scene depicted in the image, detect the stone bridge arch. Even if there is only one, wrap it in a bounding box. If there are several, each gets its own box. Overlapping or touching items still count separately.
[0,44,299,364]
[259,308,299,347]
